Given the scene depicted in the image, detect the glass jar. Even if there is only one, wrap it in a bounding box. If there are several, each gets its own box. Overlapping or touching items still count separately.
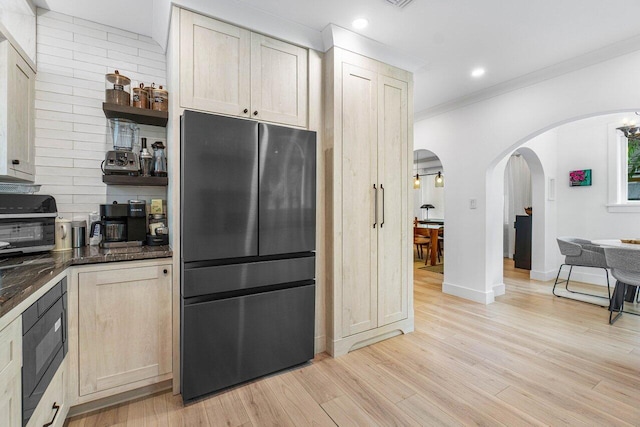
[132,83,149,109]
[149,85,168,112]
[105,70,131,106]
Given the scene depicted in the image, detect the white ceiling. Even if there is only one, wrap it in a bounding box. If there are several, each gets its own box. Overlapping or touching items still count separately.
[30,0,640,117]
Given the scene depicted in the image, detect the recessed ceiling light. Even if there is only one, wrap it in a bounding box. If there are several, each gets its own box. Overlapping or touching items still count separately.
[352,18,369,30]
[471,68,485,78]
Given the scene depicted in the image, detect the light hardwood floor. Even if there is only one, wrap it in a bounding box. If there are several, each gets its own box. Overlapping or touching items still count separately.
[68,260,640,426]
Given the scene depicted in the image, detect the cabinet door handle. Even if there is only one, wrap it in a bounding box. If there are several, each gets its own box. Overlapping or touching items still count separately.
[163,269,168,274]
[373,184,377,228]
[43,402,60,427]
[11,159,19,165]
[253,111,258,116]
[243,108,248,114]
[380,184,385,228]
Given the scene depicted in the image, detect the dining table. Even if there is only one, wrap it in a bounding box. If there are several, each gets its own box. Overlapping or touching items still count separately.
[592,239,640,322]
[416,219,444,266]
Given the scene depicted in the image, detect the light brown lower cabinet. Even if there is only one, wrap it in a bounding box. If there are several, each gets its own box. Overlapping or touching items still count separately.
[0,317,22,427]
[69,260,173,405]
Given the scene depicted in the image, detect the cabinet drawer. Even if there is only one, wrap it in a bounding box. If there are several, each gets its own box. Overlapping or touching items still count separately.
[27,358,66,427]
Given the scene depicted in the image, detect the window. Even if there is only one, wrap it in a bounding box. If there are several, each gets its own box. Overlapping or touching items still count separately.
[607,121,640,212]
[627,136,640,201]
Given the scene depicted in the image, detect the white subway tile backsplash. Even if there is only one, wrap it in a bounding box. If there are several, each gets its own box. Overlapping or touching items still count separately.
[36,63,73,78]
[72,87,104,100]
[73,16,139,40]
[108,33,163,53]
[138,49,166,63]
[74,51,137,71]
[36,119,73,131]
[73,123,108,134]
[73,158,103,169]
[35,80,73,95]
[73,194,107,204]
[35,100,73,113]
[72,69,104,83]
[37,9,73,23]
[72,105,103,117]
[34,156,74,168]
[74,33,138,55]
[72,141,109,152]
[37,175,73,185]
[35,44,73,60]
[37,25,73,42]
[35,9,167,219]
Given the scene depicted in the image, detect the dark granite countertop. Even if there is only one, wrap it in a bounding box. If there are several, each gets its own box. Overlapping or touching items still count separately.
[0,245,172,320]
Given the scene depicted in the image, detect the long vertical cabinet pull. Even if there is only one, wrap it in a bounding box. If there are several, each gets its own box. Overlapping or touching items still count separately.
[380,184,385,227]
[373,184,378,228]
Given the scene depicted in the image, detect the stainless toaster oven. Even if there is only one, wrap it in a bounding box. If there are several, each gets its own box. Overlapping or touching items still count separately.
[0,194,57,255]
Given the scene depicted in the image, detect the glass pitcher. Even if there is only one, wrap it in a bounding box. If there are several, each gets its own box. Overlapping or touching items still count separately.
[152,141,167,177]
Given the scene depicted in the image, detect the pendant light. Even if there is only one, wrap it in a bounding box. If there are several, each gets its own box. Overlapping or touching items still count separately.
[413,151,421,189]
[435,171,444,187]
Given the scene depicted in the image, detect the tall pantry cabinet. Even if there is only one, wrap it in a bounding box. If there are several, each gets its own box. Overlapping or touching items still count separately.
[325,47,414,356]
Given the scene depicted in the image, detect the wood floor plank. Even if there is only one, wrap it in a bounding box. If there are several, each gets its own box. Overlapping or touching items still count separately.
[320,395,379,427]
[263,371,337,426]
[201,389,250,427]
[65,259,640,427]
[292,363,345,405]
[237,380,297,427]
[316,357,422,426]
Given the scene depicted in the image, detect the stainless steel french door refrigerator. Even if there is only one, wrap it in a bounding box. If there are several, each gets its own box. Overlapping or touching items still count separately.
[180,110,316,401]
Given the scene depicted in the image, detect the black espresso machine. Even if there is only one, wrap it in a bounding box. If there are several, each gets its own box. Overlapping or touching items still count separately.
[91,201,146,248]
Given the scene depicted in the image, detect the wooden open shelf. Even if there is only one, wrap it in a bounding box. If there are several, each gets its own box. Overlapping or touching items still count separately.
[102,175,168,186]
[102,103,168,127]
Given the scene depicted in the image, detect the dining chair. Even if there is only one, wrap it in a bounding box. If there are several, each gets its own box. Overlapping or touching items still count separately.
[603,247,640,324]
[553,237,611,303]
[437,226,444,262]
[414,226,431,260]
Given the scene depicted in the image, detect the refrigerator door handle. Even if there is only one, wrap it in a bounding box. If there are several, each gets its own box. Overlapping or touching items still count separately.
[380,183,385,228]
[373,184,377,228]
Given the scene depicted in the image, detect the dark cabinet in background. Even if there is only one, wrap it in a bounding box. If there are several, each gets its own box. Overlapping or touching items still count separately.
[514,215,532,270]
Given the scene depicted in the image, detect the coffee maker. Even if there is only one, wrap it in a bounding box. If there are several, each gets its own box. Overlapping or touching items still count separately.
[91,201,147,248]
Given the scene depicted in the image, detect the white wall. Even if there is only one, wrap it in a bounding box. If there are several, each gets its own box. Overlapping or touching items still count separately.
[34,9,167,222]
[414,46,640,304]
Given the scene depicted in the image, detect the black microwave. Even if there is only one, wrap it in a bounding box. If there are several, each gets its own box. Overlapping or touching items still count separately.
[0,194,57,255]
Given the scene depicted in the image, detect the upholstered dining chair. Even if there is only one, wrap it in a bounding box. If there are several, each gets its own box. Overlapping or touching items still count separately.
[553,237,611,303]
[603,247,640,324]
[414,228,431,260]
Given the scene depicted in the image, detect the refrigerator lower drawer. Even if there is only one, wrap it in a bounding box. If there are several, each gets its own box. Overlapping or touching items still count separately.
[182,256,315,298]
[181,283,315,401]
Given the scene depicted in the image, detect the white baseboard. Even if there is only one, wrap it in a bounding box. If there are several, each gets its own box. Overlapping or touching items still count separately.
[565,268,610,287]
[530,269,558,282]
[443,281,495,304]
[314,335,326,354]
[493,283,506,296]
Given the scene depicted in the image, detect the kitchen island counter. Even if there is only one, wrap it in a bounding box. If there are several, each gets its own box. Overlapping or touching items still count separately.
[0,245,172,319]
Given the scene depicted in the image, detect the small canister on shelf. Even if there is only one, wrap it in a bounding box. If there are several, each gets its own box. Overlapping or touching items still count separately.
[149,213,167,236]
[132,83,149,109]
[105,70,131,106]
[149,85,168,112]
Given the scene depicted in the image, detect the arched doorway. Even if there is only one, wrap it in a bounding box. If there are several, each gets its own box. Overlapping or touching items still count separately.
[412,149,445,273]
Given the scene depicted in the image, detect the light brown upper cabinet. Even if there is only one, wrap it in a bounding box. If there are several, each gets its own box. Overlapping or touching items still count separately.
[180,9,308,128]
[0,40,35,182]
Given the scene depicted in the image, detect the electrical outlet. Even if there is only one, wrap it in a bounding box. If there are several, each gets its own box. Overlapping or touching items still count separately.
[470,198,477,209]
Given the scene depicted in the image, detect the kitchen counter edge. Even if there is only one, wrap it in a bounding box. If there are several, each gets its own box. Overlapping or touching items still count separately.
[0,245,173,321]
